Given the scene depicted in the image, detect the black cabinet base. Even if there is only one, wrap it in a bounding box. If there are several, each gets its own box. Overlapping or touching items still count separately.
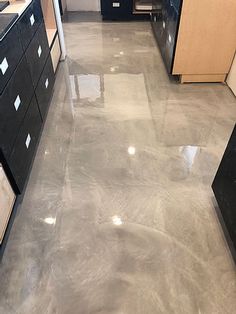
[212,197,236,264]
[102,14,150,21]
[212,125,236,264]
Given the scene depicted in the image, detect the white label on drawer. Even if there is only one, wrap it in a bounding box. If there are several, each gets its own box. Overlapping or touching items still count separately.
[168,34,172,43]
[30,14,35,26]
[14,95,21,111]
[163,21,166,29]
[0,58,9,75]
[45,78,49,89]
[38,45,42,58]
[113,2,120,7]
[25,134,31,149]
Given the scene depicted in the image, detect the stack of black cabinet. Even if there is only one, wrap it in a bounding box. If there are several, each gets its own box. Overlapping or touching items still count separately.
[0,0,55,195]
[101,0,152,20]
[212,126,236,262]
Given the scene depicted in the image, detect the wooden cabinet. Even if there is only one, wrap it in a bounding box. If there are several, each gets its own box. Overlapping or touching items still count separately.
[227,54,236,96]
[0,165,15,244]
[41,0,61,72]
[152,0,236,83]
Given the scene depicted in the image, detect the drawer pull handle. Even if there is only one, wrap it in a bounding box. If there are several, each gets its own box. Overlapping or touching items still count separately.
[14,95,21,111]
[113,2,120,7]
[45,78,49,89]
[0,57,9,75]
[163,21,166,29]
[154,16,157,22]
[25,134,31,149]
[168,34,172,43]
[38,45,42,58]
[30,14,35,26]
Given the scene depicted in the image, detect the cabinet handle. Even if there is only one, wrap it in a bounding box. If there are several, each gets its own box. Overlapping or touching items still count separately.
[14,95,21,111]
[37,45,42,58]
[163,21,166,29]
[25,133,31,149]
[113,2,120,7]
[30,14,35,26]
[45,78,49,89]
[0,57,9,75]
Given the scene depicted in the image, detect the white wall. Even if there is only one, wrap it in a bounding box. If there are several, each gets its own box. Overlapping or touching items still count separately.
[66,0,100,11]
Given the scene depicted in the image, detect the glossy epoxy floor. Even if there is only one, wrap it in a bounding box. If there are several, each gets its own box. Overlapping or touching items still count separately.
[1,14,236,313]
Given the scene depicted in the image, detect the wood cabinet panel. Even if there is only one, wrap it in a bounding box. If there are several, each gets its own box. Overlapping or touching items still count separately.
[50,34,61,72]
[173,0,236,76]
[227,54,236,96]
[0,165,15,244]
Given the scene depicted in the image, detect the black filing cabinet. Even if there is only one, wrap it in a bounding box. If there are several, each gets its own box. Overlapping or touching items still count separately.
[101,0,133,19]
[18,0,43,51]
[151,0,182,73]
[25,21,50,88]
[9,96,42,193]
[0,23,23,94]
[212,125,236,259]
[35,55,55,120]
[0,0,55,194]
[0,56,34,159]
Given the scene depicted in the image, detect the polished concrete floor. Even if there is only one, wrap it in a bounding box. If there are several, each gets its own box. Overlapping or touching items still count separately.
[0,14,236,314]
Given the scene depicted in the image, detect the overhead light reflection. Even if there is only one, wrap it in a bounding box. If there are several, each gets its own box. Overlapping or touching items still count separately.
[179,146,199,169]
[128,146,136,155]
[44,217,56,225]
[112,215,123,226]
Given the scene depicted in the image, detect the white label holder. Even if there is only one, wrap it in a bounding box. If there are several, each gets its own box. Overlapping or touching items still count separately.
[45,78,49,89]
[14,95,21,111]
[38,45,42,58]
[30,14,35,26]
[25,134,31,149]
[0,58,9,75]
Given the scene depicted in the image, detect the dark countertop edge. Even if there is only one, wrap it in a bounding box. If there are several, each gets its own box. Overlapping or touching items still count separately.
[0,0,32,42]
[0,13,18,40]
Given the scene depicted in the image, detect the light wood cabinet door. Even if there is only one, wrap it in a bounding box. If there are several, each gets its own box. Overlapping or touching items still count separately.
[227,54,236,96]
[173,0,236,76]
[0,165,15,244]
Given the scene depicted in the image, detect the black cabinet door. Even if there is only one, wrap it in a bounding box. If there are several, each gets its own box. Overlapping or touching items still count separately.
[212,126,236,254]
[25,22,50,88]
[18,0,43,51]
[0,56,34,159]
[101,0,133,18]
[151,0,182,73]
[0,24,23,94]
[35,55,55,121]
[9,96,42,194]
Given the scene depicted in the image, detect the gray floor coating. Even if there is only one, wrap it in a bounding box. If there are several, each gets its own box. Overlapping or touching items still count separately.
[0,13,236,314]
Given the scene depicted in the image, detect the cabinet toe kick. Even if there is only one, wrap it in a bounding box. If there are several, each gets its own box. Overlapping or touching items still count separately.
[180,74,227,84]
